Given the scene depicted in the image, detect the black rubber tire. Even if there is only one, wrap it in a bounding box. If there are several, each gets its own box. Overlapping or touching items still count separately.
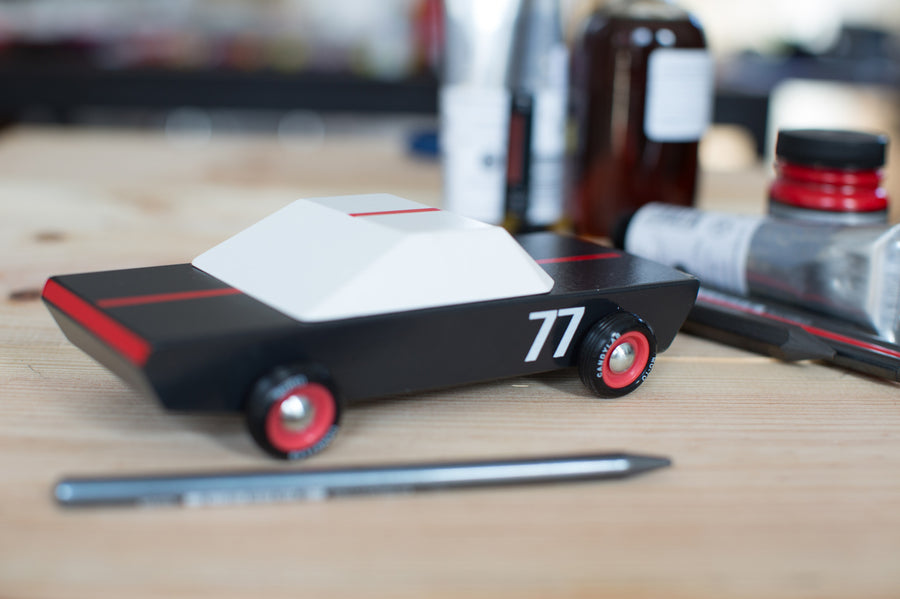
[578,311,657,398]
[245,364,341,460]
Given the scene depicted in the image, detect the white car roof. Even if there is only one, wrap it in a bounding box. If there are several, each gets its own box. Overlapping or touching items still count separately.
[193,194,554,322]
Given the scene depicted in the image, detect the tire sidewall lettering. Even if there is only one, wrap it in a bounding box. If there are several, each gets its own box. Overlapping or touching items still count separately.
[271,374,310,400]
[640,355,656,382]
[595,332,621,379]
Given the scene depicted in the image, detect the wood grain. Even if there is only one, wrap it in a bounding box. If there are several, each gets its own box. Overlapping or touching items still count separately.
[1,125,898,599]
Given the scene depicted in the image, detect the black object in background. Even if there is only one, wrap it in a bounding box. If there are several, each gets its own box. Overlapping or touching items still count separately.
[504,92,534,230]
[687,288,900,382]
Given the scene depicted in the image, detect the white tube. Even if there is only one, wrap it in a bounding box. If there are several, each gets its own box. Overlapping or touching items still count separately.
[623,203,900,342]
[440,0,521,224]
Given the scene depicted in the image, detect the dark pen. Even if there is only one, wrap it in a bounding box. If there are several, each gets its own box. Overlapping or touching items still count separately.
[686,287,900,381]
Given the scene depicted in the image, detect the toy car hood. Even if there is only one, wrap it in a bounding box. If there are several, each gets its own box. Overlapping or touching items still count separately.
[192,194,555,322]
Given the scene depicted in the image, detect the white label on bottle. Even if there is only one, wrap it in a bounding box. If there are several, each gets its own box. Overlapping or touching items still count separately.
[644,48,713,142]
[624,203,762,295]
[440,85,510,224]
[526,85,567,225]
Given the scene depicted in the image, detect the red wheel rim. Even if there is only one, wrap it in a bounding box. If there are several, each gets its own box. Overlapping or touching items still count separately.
[265,382,336,454]
[602,331,650,389]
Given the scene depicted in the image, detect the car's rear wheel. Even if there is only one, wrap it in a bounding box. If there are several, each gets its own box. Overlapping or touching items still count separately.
[246,364,340,459]
[578,311,657,398]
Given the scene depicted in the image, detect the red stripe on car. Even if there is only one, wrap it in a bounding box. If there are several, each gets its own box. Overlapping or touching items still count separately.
[349,208,441,217]
[42,280,152,366]
[537,253,619,264]
[97,287,241,308]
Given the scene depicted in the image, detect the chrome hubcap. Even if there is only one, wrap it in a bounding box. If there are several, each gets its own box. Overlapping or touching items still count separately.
[609,342,636,373]
[280,394,315,431]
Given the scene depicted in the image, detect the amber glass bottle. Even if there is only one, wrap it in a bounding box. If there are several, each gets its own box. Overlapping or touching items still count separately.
[569,0,712,238]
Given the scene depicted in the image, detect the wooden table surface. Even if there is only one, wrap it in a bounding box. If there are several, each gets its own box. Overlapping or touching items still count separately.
[2,125,898,599]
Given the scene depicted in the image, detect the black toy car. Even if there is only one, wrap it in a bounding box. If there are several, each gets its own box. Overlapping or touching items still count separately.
[43,195,698,459]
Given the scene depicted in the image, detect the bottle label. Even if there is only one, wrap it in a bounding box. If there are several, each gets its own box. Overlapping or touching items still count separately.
[440,85,511,224]
[644,48,713,142]
[526,85,567,225]
[524,44,568,225]
[624,203,762,295]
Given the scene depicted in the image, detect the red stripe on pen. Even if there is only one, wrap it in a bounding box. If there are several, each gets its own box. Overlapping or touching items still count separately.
[698,291,900,359]
[804,324,900,358]
[42,280,152,366]
[537,253,619,264]
[97,287,242,308]
[349,208,441,217]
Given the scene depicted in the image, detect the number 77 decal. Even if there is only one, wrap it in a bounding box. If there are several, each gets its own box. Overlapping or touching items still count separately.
[524,307,585,362]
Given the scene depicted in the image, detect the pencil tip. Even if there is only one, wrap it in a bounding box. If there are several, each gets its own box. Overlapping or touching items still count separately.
[625,454,672,475]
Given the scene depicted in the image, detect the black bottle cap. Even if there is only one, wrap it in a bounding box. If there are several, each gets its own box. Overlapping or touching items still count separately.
[775,129,888,169]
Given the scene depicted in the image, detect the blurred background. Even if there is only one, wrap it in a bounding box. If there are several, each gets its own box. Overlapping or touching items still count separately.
[0,0,897,172]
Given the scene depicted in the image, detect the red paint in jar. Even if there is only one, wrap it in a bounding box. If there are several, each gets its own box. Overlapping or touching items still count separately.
[769,129,890,225]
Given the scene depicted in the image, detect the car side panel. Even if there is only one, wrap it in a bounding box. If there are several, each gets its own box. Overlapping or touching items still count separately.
[43,233,698,411]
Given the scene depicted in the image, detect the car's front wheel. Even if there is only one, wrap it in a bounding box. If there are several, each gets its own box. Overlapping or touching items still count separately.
[578,311,657,398]
[245,364,341,459]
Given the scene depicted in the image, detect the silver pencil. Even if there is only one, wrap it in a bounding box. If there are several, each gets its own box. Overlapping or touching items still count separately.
[55,452,671,508]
